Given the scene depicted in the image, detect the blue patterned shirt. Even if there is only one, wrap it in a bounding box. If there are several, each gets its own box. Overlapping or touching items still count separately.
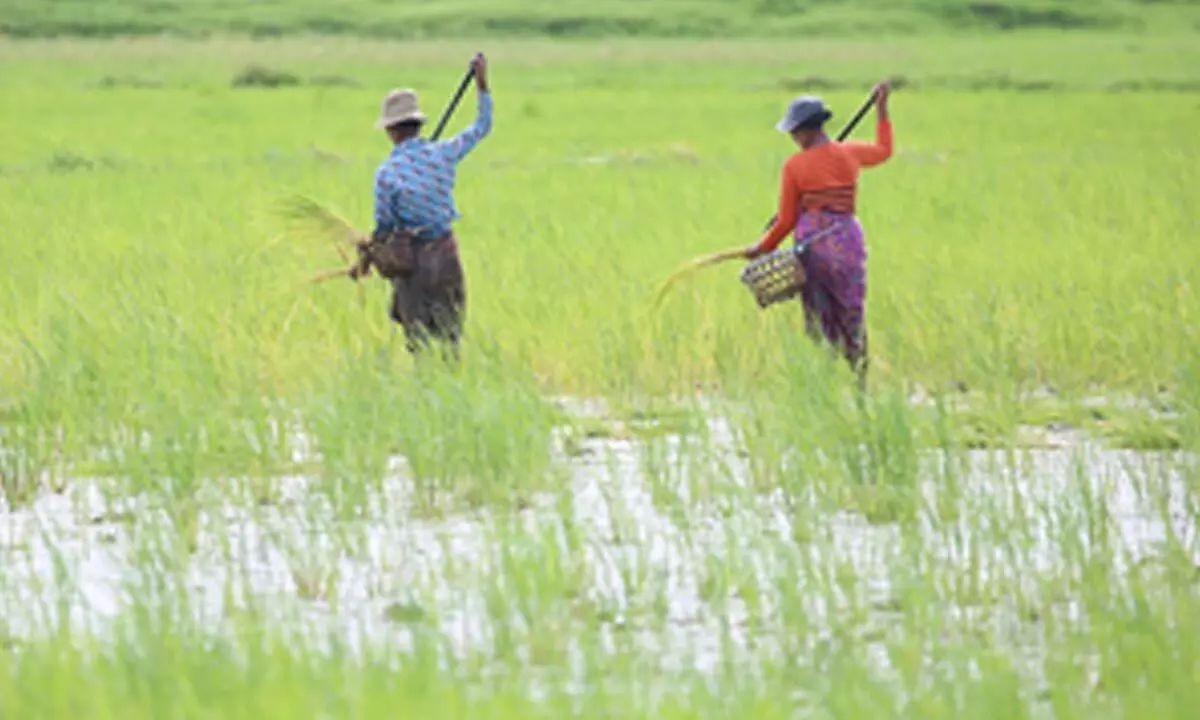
[373,91,494,242]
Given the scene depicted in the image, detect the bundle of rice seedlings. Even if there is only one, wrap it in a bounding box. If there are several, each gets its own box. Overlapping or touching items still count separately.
[274,194,372,285]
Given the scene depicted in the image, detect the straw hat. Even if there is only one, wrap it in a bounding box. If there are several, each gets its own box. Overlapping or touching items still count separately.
[375,89,427,129]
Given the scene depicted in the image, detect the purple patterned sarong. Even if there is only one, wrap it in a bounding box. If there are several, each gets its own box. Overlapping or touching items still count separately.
[793,210,868,374]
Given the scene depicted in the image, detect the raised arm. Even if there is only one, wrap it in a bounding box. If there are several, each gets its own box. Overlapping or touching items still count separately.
[843,82,893,169]
[439,53,494,163]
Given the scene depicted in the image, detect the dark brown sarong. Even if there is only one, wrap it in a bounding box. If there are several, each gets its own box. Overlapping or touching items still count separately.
[388,233,466,357]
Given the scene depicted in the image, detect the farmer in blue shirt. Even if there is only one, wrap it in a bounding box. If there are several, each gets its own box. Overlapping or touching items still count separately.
[371,52,492,358]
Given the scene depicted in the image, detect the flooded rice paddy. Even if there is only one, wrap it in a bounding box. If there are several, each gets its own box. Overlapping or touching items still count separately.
[2,394,1195,704]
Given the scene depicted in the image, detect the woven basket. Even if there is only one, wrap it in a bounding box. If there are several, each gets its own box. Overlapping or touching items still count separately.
[739,245,806,309]
[364,229,417,279]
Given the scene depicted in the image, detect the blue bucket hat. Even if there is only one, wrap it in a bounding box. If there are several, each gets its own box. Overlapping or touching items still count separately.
[775,95,833,133]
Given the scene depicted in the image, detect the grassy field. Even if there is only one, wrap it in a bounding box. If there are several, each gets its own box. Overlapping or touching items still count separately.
[1,28,1199,718]
[3,0,1200,38]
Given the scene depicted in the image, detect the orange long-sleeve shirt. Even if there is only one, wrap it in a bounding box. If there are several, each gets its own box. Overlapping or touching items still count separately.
[755,118,894,254]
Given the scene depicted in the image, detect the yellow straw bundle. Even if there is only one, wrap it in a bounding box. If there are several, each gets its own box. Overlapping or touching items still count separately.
[273,194,372,286]
[275,194,367,254]
[652,247,745,308]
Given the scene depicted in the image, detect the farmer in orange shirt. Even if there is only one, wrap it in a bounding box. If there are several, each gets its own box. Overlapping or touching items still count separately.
[745,82,893,383]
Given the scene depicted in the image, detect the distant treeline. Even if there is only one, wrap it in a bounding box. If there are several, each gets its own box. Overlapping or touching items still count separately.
[2,0,1198,39]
